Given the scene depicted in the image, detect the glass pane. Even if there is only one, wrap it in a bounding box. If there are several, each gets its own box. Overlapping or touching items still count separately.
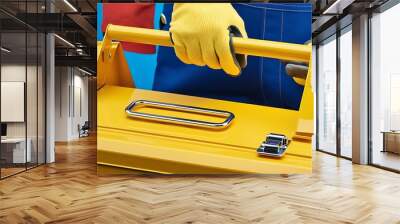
[26,0,39,169]
[1,10,27,177]
[27,31,38,169]
[38,32,45,165]
[339,28,352,158]
[371,4,400,171]
[317,36,337,154]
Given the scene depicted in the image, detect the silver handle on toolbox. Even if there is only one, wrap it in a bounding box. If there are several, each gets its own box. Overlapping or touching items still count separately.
[125,100,234,129]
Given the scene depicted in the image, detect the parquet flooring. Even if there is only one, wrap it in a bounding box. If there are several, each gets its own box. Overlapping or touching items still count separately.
[1,167,26,178]
[1,135,400,224]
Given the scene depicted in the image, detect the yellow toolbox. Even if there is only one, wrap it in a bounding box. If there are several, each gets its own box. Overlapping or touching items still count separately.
[97,25,313,174]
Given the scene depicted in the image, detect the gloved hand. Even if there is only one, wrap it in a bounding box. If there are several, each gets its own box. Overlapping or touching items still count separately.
[285,64,308,86]
[169,3,247,76]
[284,40,311,86]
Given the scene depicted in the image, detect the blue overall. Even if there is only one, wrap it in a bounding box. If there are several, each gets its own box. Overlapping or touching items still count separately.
[98,3,312,110]
[153,3,311,110]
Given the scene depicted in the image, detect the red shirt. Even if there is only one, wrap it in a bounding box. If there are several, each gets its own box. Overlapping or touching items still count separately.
[102,3,156,54]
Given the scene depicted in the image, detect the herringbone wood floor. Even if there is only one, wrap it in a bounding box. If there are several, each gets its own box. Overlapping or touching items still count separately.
[1,135,400,224]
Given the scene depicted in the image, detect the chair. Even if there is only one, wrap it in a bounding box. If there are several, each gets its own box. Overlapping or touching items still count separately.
[79,121,90,138]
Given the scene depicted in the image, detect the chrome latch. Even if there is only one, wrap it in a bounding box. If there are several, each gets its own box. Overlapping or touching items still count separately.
[257,133,289,158]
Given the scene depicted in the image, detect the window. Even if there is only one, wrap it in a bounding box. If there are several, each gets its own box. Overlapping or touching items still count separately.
[0,0,46,179]
[317,35,337,154]
[370,3,400,171]
[339,26,352,158]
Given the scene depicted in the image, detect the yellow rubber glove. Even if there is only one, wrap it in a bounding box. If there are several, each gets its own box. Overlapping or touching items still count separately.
[169,3,247,76]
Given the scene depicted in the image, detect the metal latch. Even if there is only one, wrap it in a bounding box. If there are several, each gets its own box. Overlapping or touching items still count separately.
[257,133,289,158]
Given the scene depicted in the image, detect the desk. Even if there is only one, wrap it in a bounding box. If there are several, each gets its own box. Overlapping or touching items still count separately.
[382,131,400,154]
[1,138,31,163]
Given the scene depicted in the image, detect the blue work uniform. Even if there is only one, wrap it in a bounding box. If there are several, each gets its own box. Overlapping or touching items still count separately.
[98,3,312,110]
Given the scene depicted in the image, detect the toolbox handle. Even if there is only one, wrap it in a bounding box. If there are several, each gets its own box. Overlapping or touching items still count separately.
[103,24,311,63]
[125,100,235,129]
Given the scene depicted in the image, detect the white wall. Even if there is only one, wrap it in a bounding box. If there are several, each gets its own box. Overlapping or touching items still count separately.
[73,73,89,137]
[55,67,70,141]
[1,65,25,139]
[54,67,89,141]
[0,64,39,138]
